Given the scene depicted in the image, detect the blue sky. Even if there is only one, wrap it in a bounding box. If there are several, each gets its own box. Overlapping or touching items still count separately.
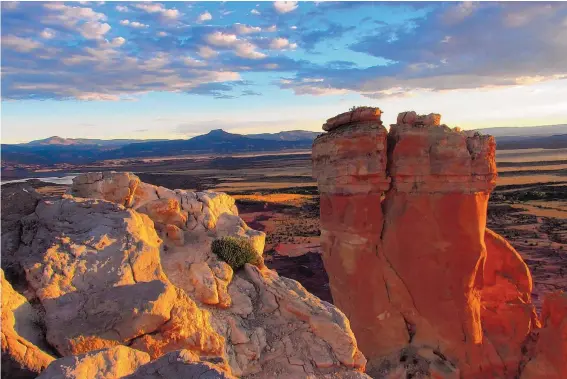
[2,1,567,143]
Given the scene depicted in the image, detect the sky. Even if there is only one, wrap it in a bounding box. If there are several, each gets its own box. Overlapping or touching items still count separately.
[1,1,567,143]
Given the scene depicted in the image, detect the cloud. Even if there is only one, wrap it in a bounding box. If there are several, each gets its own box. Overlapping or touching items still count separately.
[2,35,41,52]
[197,45,218,59]
[269,38,297,50]
[78,21,111,39]
[299,22,356,50]
[251,9,260,15]
[274,1,298,14]
[110,37,126,47]
[40,28,55,39]
[3,1,566,103]
[183,56,206,67]
[206,31,267,59]
[198,11,212,23]
[206,31,238,46]
[1,2,19,10]
[279,2,567,98]
[115,5,128,12]
[234,42,267,59]
[234,23,262,34]
[134,3,180,19]
[120,19,149,28]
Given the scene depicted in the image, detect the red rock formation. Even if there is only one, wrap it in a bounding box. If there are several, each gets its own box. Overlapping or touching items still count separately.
[482,229,540,376]
[520,291,567,379]
[313,109,558,378]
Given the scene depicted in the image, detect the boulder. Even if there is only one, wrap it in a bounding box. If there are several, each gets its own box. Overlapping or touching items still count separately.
[1,183,42,281]
[70,171,140,206]
[1,269,55,378]
[36,346,150,379]
[124,350,235,379]
[18,196,176,356]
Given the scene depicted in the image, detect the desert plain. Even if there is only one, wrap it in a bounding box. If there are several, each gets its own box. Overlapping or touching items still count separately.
[5,145,566,311]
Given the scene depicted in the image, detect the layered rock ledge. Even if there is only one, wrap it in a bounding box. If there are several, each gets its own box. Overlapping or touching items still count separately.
[1,174,368,379]
[312,108,565,379]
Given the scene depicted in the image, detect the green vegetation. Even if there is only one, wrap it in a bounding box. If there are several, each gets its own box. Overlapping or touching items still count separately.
[349,105,373,112]
[211,236,261,270]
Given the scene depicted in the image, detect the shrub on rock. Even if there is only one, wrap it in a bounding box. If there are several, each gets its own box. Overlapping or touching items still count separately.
[211,237,261,270]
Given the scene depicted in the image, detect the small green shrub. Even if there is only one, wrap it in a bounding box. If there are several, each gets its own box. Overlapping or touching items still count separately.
[349,105,373,112]
[211,236,261,270]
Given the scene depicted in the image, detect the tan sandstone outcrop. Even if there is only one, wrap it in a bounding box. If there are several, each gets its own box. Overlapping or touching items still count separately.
[1,269,55,378]
[36,346,151,379]
[2,173,367,379]
[313,109,553,378]
[37,347,235,379]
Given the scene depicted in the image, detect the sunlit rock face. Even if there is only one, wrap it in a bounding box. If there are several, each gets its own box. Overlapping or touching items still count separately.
[2,173,368,379]
[313,108,560,378]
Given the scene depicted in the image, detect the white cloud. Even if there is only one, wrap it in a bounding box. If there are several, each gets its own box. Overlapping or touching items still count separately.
[197,45,218,59]
[120,20,149,29]
[234,23,262,34]
[42,3,110,39]
[198,11,212,23]
[269,37,297,50]
[2,35,41,52]
[290,25,297,30]
[266,25,277,32]
[40,28,55,39]
[205,31,267,59]
[110,37,126,47]
[161,8,180,19]
[135,3,180,19]
[265,63,279,69]
[274,1,298,14]
[43,3,107,26]
[235,42,267,59]
[76,93,121,101]
[251,9,260,15]
[78,21,111,39]
[115,5,128,12]
[206,31,238,47]
[157,31,168,37]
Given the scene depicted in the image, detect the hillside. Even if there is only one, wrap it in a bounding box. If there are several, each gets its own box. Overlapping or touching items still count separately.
[1,129,314,165]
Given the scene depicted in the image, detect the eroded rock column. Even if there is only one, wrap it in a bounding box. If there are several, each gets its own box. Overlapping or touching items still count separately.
[314,110,505,377]
[313,108,410,360]
[381,112,498,375]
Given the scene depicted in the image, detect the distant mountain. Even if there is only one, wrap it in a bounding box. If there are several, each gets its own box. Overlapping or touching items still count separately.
[475,124,566,137]
[246,130,321,141]
[2,129,313,165]
[23,136,165,147]
[103,129,313,159]
[4,126,566,167]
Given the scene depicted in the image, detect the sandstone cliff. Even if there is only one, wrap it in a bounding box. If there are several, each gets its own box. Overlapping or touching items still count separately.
[1,174,368,379]
[313,108,565,378]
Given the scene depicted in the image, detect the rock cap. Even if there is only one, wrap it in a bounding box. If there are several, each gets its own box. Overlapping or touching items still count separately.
[323,107,382,132]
